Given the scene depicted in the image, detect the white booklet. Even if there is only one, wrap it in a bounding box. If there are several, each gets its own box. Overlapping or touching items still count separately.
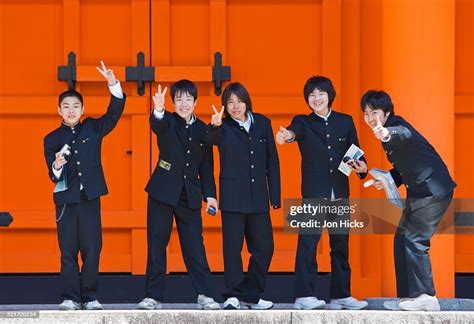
[365,167,404,209]
[53,166,68,193]
[338,144,365,177]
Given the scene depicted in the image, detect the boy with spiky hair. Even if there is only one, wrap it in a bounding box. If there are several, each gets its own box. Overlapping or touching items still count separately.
[138,80,220,310]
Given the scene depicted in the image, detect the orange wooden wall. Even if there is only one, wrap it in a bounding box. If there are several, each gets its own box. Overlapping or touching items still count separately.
[0,0,472,299]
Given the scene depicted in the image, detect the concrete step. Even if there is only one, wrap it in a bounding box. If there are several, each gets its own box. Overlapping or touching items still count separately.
[0,302,473,324]
[0,308,473,324]
[3,299,474,311]
[367,298,474,311]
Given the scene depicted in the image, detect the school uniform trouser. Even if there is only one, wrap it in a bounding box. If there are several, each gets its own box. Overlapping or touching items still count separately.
[221,211,274,304]
[293,202,351,299]
[144,192,214,301]
[56,192,102,303]
[394,191,454,298]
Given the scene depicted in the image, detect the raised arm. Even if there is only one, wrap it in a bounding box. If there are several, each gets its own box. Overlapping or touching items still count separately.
[372,115,412,144]
[92,61,126,136]
[149,84,171,135]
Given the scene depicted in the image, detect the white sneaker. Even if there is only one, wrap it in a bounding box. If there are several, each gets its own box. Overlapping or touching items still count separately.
[83,300,103,310]
[223,297,241,310]
[399,294,440,311]
[293,297,326,310]
[328,296,368,310]
[138,297,162,310]
[241,299,274,310]
[58,299,81,311]
[197,294,220,310]
[383,298,411,310]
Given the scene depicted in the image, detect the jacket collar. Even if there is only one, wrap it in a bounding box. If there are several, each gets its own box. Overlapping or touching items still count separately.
[173,113,197,126]
[61,120,82,131]
[309,108,332,122]
[230,111,254,126]
[383,113,397,126]
[226,112,255,131]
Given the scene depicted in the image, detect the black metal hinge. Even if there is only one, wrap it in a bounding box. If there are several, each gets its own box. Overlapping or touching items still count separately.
[212,52,231,96]
[0,212,13,227]
[57,52,77,91]
[125,52,155,96]
[455,212,474,227]
[58,51,230,96]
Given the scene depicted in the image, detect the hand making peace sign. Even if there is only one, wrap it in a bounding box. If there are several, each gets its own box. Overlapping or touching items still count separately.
[210,105,224,126]
[95,61,117,86]
[153,84,168,112]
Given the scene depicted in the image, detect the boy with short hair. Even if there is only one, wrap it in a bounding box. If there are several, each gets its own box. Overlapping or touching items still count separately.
[361,90,456,311]
[276,76,368,310]
[43,62,126,310]
[138,80,220,310]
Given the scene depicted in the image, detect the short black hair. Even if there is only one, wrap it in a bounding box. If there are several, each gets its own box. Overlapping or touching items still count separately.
[58,90,83,106]
[221,82,252,118]
[360,90,394,114]
[303,76,336,108]
[170,79,198,102]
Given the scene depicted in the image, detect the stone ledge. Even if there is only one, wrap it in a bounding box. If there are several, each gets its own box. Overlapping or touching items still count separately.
[0,309,473,324]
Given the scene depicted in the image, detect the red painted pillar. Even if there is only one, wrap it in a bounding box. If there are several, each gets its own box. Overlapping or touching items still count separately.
[380,0,455,297]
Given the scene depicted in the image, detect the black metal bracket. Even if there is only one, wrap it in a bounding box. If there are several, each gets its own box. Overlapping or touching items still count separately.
[126,52,155,96]
[57,52,77,91]
[0,212,13,227]
[455,212,474,227]
[212,52,231,96]
[58,51,229,96]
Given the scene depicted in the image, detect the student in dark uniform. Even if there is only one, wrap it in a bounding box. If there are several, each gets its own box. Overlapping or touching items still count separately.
[204,82,281,310]
[138,80,220,310]
[361,90,456,311]
[276,76,368,310]
[43,62,126,311]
